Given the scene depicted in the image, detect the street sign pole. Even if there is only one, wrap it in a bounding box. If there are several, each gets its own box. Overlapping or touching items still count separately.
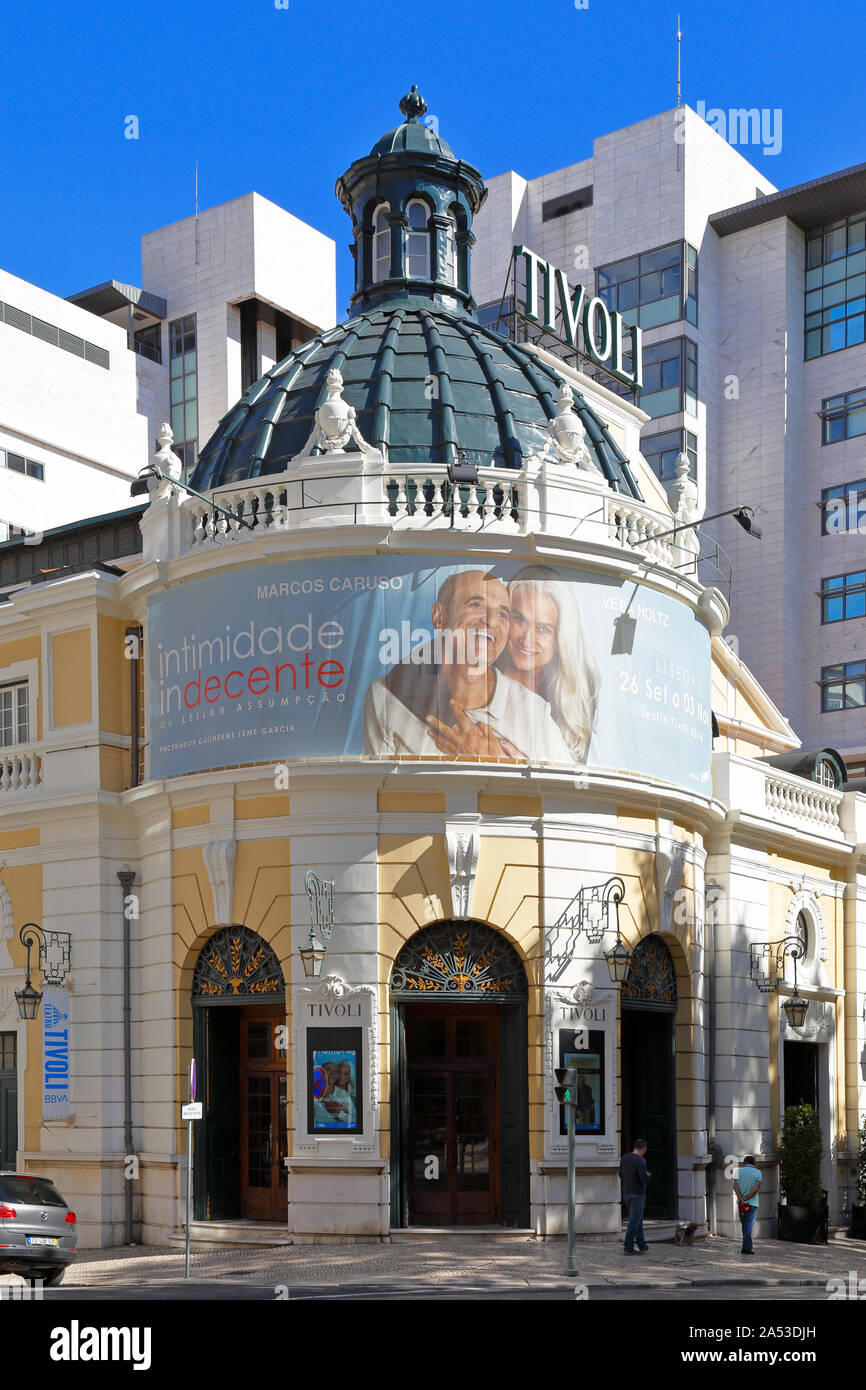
[566,1092,578,1277]
[185,1057,195,1280]
[554,1066,579,1279]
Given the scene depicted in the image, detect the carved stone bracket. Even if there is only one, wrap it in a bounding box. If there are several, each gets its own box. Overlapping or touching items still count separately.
[0,876,13,971]
[445,817,480,919]
[202,839,237,925]
[0,985,23,1021]
[655,834,686,935]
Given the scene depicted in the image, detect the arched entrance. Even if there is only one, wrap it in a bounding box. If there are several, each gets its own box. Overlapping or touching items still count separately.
[389,920,529,1229]
[191,926,287,1222]
[620,935,678,1220]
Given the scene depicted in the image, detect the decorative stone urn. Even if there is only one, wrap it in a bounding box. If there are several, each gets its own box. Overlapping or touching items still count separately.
[528,381,595,469]
[299,368,376,456]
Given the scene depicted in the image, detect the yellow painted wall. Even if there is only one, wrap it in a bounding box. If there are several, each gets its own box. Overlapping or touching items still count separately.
[235,795,290,820]
[51,629,92,727]
[99,745,127,792]
[171,806,210,829]
[0,827,39,849]
[377,834,451,964]
[96,615,131,737]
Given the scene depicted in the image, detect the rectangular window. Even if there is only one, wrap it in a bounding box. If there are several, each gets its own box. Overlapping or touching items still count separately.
[0,1032,16,1069]
[476,298,514,336]
[0,450,44,480]
[0,681,29,747]
[635,338,698,419]
[820,660,866,710]
[820,386,866,443]
[169,315,198,473]
[822,477,866,534]
[641,428,698,482]
[821,571,866,622]
[805,214,866,359]
[598,242,697,329]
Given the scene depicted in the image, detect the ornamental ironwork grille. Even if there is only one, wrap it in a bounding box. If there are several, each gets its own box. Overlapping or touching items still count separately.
[621,935,677,1008]
[391,920,527,998]
[192,925,284,999]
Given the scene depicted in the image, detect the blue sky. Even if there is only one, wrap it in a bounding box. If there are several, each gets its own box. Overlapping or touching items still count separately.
[1,0,862,317]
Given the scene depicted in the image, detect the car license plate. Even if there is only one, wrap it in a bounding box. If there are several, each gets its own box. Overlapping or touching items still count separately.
[26,1236,59,1247]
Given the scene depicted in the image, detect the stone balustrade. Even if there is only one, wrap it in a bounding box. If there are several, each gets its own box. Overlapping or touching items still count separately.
[765,771,842,830]
[0,748,41,793]
[177,455,700,575]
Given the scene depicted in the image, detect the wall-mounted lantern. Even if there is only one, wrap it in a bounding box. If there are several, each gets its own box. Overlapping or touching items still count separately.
[15,923,72,1020]
[749,933,809,1029]
[299,871,335,979]
[544,875,632,986]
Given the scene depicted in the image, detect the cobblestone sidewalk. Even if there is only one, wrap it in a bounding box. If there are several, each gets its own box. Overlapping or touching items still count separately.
[59,1234,866,1293]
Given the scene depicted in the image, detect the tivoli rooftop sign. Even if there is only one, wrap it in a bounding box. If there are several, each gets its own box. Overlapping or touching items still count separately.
[515,245,644,390]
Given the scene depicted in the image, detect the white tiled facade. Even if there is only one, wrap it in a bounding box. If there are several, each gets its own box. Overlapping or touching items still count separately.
[138,193,337,459]
[472,105,866,770]
[1,193,336,545]
[0,269,148,537]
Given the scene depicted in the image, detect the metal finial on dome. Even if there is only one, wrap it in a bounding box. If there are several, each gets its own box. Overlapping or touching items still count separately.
[399,85,427,121]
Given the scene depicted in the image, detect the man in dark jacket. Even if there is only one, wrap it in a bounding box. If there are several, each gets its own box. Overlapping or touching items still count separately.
[619,1139,650,1254]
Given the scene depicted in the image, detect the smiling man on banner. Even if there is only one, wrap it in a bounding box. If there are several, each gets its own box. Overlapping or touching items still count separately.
[364,568,572,763]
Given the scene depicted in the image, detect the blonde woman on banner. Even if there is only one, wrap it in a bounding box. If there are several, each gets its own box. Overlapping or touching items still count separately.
[499,565,601,765]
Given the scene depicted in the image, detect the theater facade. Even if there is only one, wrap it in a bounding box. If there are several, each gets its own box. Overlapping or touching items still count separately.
[1,90,864,1247]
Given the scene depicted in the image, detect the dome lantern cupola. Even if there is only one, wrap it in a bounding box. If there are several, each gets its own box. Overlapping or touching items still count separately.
[335,86,486,317]
[191,90,642,498]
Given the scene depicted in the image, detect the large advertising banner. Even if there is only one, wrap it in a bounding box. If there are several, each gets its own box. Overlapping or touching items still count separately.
[148,557,712,791]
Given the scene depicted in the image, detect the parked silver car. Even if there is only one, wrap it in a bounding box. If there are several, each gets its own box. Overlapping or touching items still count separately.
[0,1172,76,1286]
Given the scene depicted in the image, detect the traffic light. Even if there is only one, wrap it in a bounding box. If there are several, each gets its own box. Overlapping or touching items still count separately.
[554,1066,576,1104]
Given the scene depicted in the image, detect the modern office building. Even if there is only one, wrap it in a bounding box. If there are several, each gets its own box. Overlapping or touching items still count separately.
[0,91,863,1253]
[69,194,336,478]
[0,195,336,543]
[471,107,866,774]
[0,267,149,539]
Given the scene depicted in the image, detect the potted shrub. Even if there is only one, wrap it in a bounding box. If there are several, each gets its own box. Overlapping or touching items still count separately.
[850,1119,866,1239]
[778,1104,828,1244]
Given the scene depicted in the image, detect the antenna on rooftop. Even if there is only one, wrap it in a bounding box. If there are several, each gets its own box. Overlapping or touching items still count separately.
[676,14,682,109]
[194,159,200,268]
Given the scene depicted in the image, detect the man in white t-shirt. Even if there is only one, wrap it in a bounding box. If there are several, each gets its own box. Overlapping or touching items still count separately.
[364,569,572,764]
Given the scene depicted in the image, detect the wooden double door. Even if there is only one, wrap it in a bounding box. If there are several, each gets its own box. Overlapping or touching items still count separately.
[406,1006,499,1226]
[239,1006,288,1221]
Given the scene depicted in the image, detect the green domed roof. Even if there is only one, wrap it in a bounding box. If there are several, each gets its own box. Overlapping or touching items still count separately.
[190,88,642,500]
[369,84,455,159]
[191,303,642,495]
